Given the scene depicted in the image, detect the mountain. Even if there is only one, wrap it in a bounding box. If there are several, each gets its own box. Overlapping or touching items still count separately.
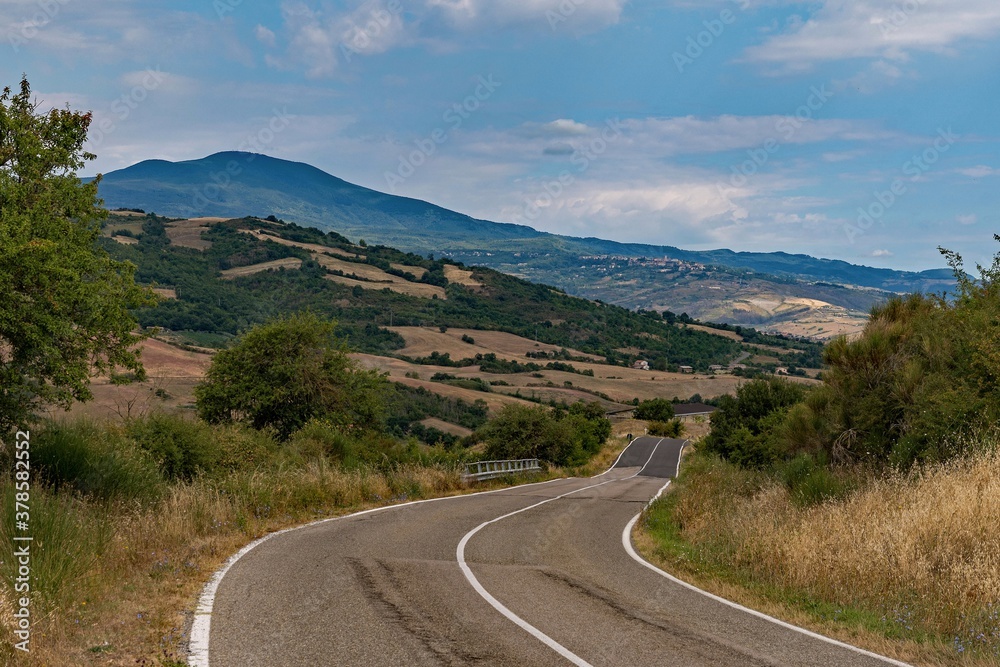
[94,152,955,336]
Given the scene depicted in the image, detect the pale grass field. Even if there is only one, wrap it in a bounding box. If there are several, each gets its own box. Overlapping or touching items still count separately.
[238,228,359,258]
[640,447,1000,665]
[442,265,482,288]
[324,273,447,299]
[219,257,303,279]
[164,218,226,251]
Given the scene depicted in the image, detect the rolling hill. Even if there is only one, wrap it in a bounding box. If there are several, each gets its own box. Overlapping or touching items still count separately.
[94,152,955,336]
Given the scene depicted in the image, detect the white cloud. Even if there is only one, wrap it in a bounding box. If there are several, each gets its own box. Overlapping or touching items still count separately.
[255,24,277,47]
[744,0,1000,67]
[872,248,893,257]
[267,0,624,77]
[425,0,625,33]
[956,214,978,225]
[956,165,1000,178]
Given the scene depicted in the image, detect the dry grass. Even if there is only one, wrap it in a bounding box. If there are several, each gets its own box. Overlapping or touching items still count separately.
[324,273,446,300]
[0,441,559,665]
[238,229,358,258]
[110,235,138,245]
[443,265,482,288]
[164,218,223,251]
[639,447,1000,665]
[389,326,603,362]
[391,262,427,278]
[419,418,473,437]
[220,257,303,279]
[677,323,743,341]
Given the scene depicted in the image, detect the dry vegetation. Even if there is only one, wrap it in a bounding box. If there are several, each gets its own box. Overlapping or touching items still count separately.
[639,444,1000,665]
[220,257,303,279]
[389,326,603,361]
[443,265,482,289]
[0,437,556,666]
[44,339,212,422]
[324,273,446,300]
[238,229,358,258]
[164,218,226,251]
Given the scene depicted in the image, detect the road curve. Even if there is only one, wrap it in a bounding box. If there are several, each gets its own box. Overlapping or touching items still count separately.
[196,437,909,666]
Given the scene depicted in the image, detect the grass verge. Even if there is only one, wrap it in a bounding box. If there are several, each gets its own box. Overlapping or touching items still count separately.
[634,445,1000,667]
[0,417,560,666]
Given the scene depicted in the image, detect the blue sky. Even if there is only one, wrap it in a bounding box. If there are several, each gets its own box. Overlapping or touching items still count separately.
[5,0,1000,271]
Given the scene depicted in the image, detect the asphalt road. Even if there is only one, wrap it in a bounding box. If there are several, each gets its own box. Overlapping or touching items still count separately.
[203,437,907,666]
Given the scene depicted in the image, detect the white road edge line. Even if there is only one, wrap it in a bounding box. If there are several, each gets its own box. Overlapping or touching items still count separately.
[455,438,655,667]
[620,445,915,667]
[594,436,641,476]
[457,479,616,667]
[187,475,572,666]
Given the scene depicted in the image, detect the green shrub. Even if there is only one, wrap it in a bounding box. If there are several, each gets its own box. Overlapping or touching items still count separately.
[0,480,110,609]
[26,420,164,503]
[210,423,280,472]
[648,419,685,438]
[778,453,853,506]
[635,398,675,422]
[703,377,807,467]
[127,413,217,481]
[477,401,610,466]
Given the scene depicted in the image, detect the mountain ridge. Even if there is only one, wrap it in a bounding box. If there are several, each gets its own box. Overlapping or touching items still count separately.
[93,151,948,288]
[93,152,955,336]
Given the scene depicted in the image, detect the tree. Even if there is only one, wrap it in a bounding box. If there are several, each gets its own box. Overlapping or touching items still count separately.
[478,401,610,466]
[634,398,675,422]
[0,77,154,433]
[194,312,387,438]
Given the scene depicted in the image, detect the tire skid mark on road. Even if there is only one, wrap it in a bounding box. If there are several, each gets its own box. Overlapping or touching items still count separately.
[190,475,573,666]
[456,478,619,667]
[455,438,667,667]
[347,557,486,666]
[538,566,781,667]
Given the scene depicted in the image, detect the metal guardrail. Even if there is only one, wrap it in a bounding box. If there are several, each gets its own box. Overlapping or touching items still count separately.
[462,458,541,481]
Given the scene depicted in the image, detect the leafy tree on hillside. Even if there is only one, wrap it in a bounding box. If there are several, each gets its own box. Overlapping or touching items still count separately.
[703,377,807,467]
[778,245,1000,467]
[477,402,610,466]
[195,312,387,438]
[0,77,155,432]
[634,398,675,422]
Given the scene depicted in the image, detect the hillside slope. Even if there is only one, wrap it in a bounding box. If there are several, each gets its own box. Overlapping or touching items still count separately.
[95,153,954,335]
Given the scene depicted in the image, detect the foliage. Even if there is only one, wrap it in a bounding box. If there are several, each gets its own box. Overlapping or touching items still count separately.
[634,398,675,422]
[648,419,685,438]
[126,413,218,481]
[385,383,488,444]
[703,377,808,467]
[25,420,163,503]
[770,242,1000,467]
[103,215,760,371]
[476,402,610,466]
[0,77,155,432]
[195,312,388,438]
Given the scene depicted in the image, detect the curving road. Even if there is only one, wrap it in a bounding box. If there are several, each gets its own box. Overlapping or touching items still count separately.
[194,437,909,667]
